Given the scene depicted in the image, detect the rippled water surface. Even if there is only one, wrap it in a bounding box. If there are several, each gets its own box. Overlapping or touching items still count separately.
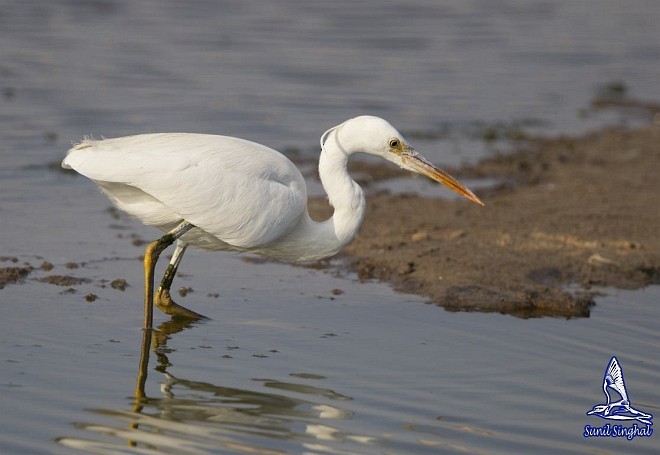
[1,1,659,453]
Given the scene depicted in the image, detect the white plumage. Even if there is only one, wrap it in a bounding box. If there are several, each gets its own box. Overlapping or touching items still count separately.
[62,116,483,325]
[64,133,309,255]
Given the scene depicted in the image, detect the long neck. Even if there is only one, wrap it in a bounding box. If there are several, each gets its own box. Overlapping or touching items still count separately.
[265,130,366,262]
[317,139,366,247]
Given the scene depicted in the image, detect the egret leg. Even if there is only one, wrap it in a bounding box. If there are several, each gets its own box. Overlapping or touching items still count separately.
[154,240,207,320]
[143,221,194,329]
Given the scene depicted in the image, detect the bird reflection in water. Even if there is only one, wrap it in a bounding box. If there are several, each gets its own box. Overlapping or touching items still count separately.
[58,320,373,454]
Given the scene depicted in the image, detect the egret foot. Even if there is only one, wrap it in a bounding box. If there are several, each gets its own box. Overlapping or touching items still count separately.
[154,287,207,320]
[152,236,208,321]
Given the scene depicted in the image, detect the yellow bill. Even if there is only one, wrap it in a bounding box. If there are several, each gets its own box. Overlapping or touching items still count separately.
[402,150,484,206]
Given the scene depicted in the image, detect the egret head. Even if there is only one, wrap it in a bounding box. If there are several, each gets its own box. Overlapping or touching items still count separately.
[326,116,484,206]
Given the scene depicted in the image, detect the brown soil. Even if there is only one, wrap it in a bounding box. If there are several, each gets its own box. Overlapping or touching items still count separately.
[309,125,660,318]
[37,275,92,286]
[0,266,33,289]
[110,278,128,291]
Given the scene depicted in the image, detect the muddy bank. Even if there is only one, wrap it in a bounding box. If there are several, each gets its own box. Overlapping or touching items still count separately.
[310,125,660,317]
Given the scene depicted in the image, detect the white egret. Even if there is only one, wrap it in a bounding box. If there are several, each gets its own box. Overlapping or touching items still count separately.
[62,116,483,328]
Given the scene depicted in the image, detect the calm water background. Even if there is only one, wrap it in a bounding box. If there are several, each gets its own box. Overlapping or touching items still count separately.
[1,1,659,453]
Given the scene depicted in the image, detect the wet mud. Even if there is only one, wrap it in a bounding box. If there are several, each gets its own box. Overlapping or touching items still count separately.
[0,264,33,289]
[37,275,92,286]
[306,124,660,318]
[0,256,132,299]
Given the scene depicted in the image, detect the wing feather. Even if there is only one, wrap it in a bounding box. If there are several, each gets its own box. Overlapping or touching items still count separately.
[63,133,308,248]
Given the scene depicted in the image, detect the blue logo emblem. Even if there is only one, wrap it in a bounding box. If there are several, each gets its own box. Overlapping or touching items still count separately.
[584,356,653,440]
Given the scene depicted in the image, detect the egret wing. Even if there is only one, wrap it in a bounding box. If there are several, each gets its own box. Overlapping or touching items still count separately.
[63,133,308,248]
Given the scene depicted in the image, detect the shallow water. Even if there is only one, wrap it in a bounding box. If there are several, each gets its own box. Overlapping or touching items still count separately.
[2,235,660,453]
[2,1,660,453]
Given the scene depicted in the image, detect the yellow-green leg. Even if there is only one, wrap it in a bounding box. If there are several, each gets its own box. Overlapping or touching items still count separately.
[143,221,199,329]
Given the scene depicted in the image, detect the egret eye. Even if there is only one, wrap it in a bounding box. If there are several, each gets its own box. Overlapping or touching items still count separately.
[388,138,400,148]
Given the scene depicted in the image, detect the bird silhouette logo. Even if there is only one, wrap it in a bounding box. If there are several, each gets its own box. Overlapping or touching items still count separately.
[586,356,653,426]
